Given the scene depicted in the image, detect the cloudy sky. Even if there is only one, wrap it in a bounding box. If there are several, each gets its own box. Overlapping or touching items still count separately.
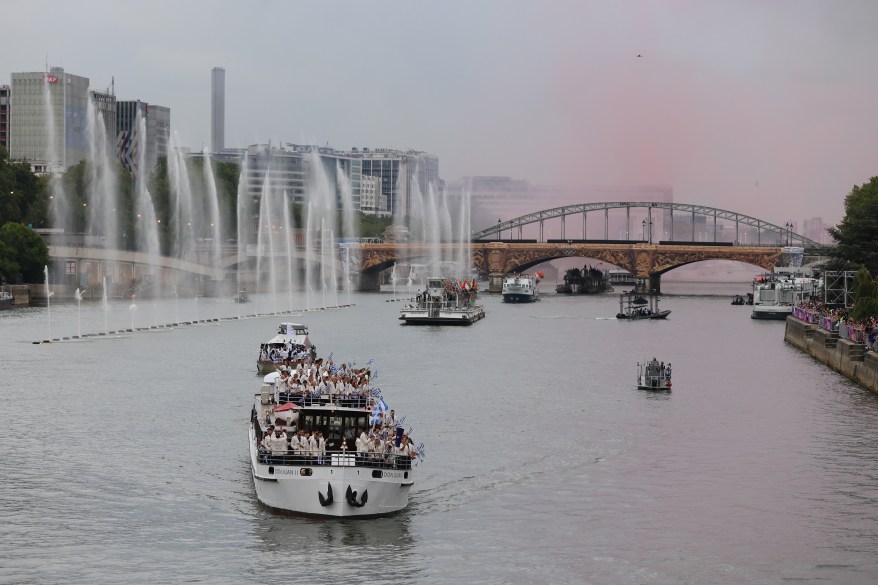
[2,0,876,226]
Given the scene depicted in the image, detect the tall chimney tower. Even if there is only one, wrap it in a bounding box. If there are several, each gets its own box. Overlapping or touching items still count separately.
[210,67,225,153]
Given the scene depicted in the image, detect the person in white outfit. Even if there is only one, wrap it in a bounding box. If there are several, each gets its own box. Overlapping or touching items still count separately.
[316,431,326,465]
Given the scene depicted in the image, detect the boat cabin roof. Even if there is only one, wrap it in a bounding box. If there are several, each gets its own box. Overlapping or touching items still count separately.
[278,322,308,335]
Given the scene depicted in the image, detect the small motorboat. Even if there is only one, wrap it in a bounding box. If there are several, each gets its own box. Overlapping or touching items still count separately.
[616,291,670,320]
[637,358,672,391]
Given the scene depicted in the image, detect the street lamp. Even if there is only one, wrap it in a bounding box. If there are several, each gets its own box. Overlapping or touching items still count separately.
[641,218,653,243]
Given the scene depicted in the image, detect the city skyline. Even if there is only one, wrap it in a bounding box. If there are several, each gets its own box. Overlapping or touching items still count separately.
[2,0,877,229]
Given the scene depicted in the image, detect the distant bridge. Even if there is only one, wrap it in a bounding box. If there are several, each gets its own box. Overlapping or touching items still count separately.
[356,241,799,293]
[47,202,829,294]
[472,201,824,251]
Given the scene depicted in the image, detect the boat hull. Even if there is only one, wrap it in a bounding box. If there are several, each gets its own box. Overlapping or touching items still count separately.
[750,307,792,320]
[617,310,671,320]
[502,293,539,303]
[399,307,485,325]
[249,427,413,517]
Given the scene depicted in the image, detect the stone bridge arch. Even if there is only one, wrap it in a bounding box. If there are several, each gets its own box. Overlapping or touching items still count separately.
[472,242,787,293]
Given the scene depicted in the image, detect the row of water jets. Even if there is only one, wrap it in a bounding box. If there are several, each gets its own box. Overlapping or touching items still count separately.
[39,87,473,337]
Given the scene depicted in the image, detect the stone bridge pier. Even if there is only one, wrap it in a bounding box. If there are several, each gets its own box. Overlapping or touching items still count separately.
[358,271,382,292]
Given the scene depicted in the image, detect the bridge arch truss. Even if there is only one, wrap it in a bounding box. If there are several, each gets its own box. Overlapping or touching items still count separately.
[472,202,823,250]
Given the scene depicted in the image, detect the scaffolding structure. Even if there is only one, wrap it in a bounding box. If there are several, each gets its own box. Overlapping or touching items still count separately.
[823,270,857,307]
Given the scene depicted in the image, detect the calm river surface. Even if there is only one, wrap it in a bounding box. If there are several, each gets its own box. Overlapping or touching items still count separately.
[2,282,878,584]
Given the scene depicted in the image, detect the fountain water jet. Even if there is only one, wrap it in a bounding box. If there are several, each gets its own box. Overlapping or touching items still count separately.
[85,98,120,254]
[103,276,109,335]
[44,266,52,340]
[167,133,197,261]
[133,112,161,288]
[337,162,357,300]
[236,154,251,314]
[282,190,297,312]
[202,149,225,299]
[74,288,82,337]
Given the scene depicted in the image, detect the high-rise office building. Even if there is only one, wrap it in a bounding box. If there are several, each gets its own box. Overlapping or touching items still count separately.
[348,147,438,218]
[802,217,829,244]
[211,67,225,154]
[9,67,90,172]
[89,90,116,157]
[359,174,387,216]
[116,100,171,175]
[0,85,10,153]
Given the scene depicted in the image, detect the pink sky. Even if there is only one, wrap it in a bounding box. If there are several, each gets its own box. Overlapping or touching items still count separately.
[2,0,876,227]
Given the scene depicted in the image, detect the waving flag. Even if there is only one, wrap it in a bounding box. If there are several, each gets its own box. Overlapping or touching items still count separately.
[370,397,388,425]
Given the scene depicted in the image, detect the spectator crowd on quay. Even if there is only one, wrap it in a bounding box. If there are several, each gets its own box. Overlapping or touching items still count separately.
[794,299,878,352]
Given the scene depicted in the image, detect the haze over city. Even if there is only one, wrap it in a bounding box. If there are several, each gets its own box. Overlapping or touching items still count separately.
[3,0,876,227]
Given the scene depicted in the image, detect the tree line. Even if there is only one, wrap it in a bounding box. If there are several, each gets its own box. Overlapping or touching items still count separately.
[827,177,878,318]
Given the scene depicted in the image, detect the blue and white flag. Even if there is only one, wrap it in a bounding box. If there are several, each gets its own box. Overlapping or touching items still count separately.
[369,396,388,425]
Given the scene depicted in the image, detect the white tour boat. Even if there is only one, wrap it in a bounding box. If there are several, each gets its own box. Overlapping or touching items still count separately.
[751,268,821,320]
[249,364,420,517]
[256,323,316,373]
[501,273,541,303]
[399,277,485,325]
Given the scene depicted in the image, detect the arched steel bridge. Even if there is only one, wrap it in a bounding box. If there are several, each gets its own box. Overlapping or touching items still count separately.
[472,202,824,250]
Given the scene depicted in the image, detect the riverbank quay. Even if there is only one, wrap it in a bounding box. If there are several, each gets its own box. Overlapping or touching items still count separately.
[0,284,30,306]
[785,312,878,393]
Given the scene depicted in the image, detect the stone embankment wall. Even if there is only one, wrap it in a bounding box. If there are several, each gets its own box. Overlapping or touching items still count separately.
[785,315,878,393]
[3,285,30,306]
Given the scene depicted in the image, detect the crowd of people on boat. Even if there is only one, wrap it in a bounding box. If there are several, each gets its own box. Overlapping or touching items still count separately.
[795,299,878,351]
[259,342,313,364]
[410,278,479,309]
[270,357,374,405]
[644,358,672,379]
[258,407,417,469]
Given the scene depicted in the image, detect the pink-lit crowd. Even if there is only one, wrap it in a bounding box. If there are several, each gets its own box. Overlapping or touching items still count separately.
[795,299,878,351]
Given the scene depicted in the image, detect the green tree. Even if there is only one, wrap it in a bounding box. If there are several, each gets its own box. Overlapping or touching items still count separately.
[828,177,878,274]
[0,223,49,283]
[359,213,393,238]
[149,156,172,254]
[0,237,20,282]
[0,147,45,228]
[214,161,240,240]
[59,160,89,233]
[851,267,878,320]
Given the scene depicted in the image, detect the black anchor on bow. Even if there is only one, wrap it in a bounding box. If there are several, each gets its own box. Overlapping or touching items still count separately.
[318,483,333,507]
[345,485,368,508]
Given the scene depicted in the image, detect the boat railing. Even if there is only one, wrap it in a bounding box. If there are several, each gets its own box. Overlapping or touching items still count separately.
[406,295,480,311]
[275,392,375,409]
[257,449,414,470]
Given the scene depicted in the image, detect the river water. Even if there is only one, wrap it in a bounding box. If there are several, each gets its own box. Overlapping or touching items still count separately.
[2,283,877,584]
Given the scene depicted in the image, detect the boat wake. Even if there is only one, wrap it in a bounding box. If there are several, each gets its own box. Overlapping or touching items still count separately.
[411,451,606,515]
